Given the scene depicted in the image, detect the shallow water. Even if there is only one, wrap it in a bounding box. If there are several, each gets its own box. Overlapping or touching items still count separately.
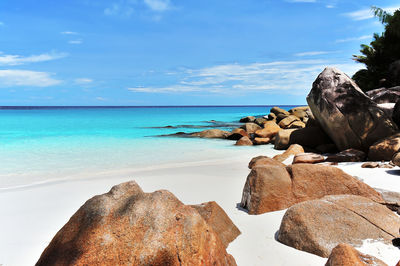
[0,106,294,188]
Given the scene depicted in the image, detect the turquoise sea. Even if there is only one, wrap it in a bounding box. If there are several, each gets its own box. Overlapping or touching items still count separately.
[0,106,293,189]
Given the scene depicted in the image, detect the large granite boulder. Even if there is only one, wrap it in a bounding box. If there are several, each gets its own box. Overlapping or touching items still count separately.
[325,244,387,266]
[366,86,400,104]
[240,163,382,214]
[255,121,281,139]
[277,195,400,257]
[307,67,398,151]
[393,100,400,127]
[278,115,300,129]
[368,133,400,161]
[191,129,230,139]
[190,201,241,248]
[36,181,236,266]
[241,123,262,134]
[274,129,298,150]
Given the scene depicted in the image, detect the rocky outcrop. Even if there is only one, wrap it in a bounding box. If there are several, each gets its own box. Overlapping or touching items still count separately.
[227,128,249,140]
[289,106,310,123]
[255,121,281,139]
[241,123,262,134]
[191,129,230,139]
[393,100,400,127]
[292,153,325,164]
[277,195,400,257]
[278,115,300,129]
[273,144,304,162]
[307,67,398,151]
[190,201,241,248]
[36,181,236,266]
[235,136,253,146]
[368,133,400,161]
[325,244,387,266]
[366,86,400,104]
[239,116,256,123]
[274,129,298,150]
[240,163,382,214]
[253,137,271,145]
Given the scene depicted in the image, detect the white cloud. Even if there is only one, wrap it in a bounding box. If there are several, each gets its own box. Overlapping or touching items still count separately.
[144,0,171,12]
[294,51,337,57]
[61,31,78,35]
[128,60,361,95]
[96,97,106,101]
[68,40,83,44]
[75,78,93,84]
[0,52,67,66]
[0,22,4,26]
[344,5,400,21]
[104,3,134,17]
[335,35,370,43]
[326,4,335,8]
[0,70,61,87]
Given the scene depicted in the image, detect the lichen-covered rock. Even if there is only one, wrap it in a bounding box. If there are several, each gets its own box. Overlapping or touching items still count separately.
[36,181,236,266]
[277,195,400,257]
[307,67,398,151]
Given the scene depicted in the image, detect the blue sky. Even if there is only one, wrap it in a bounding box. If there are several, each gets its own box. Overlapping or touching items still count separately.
[0,0,399,106]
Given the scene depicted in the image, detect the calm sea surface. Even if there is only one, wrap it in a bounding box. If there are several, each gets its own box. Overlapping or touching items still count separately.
[0,106,294,188]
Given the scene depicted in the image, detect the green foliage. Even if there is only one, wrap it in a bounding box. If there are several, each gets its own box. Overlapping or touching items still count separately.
[352,7,400,91]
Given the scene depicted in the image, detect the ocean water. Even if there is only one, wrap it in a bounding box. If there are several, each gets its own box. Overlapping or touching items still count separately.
[0,106,293,189]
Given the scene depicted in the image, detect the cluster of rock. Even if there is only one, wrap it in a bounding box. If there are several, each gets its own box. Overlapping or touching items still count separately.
[36,181,240,265]
[240,154,400,264]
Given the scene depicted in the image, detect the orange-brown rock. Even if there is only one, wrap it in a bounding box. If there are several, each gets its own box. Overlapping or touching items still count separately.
[368,133,400,161]
[255,121,281,138]
[241,122,262,134]
[191,129,230,139]
[248,155,285,169]
[36,181,236,266]
[273,144,305,162]
[292,153,325,164]
[325,243,387,266]
[190,201,241,248]
[253,137,271,145]
[287,120,306,129]
[278,115,300,129]
[240,163,382,214]
[235,136,253,146]
[274,129,299,150]
[278,195,400,257]
[397,260,400,266]
[227,128,249,140]
[289,106,310,122]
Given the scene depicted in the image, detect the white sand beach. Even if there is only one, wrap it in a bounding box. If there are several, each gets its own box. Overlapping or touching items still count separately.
[1,148,399,266]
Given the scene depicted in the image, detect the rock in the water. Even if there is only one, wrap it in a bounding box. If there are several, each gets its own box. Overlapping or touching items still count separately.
[253,137,271,145]
[235,136,253,146]
[277,195,400,257]
[326,148,366,162]
[278,115,300,129]
[190,201,241,248]
[273,144,305,162]
[241,123,262,134]
[255,117,267,126]
[307,67,398,151]
[289,106,310,122]
[255,121,281,139]
[239,116,256,123]
[274,129,298,150]
[366,86,400,104]
[361,162,380,168]
[36,181,236,266]
[292,153,325,164]
[270,107,290,117]
[240,163,382,214]
[368,133,400,161]
[191,129,230,139]
[325,243,387,266]
[227,128,249,140]
[248,155,285,169]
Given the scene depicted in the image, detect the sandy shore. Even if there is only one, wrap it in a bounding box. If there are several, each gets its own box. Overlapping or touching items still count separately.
[1,151,399,265]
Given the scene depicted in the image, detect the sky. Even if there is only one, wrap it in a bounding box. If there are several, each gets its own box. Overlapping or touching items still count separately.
[0,0,399,106]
